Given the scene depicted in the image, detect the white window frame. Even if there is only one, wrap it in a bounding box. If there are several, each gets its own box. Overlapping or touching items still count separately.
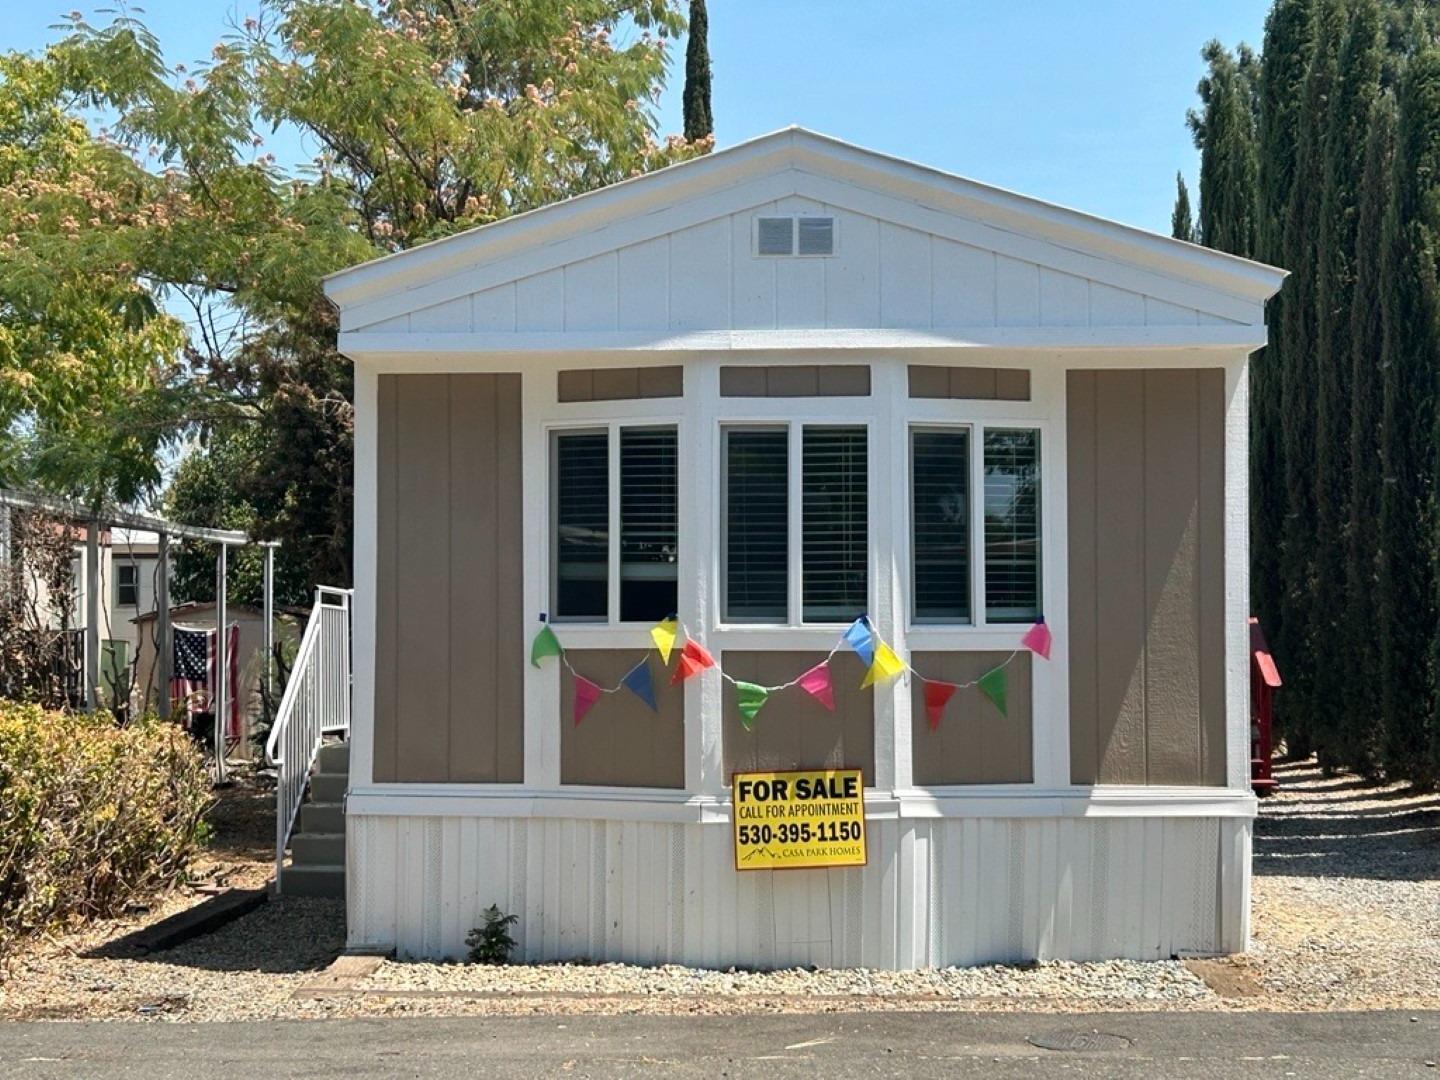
[115,562,139,608]
[719,417,873,629]
[548,420,682,627]
[906,420,1045,632]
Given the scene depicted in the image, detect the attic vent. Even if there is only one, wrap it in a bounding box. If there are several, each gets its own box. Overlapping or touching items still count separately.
[757,217,794,256]
[754,215,836,257]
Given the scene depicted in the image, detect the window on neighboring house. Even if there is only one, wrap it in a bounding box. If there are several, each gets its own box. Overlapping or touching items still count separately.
[722,425,868,624]
[910,429,971,623]
[116,563,139,607]
[983,429,1041,623]
[551,426,678,623]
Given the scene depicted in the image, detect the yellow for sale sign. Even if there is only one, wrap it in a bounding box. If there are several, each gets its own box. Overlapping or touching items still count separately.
[731,768,867,870]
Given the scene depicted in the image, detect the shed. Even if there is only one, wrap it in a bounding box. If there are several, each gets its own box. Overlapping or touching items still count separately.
[324,128,1286,967]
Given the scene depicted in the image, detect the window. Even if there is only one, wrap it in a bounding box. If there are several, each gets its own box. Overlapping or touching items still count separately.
[620,428,679,622]
[910,430,971,623]
[551,426,678,623]
[116,563,139,607]
[754,215,836,257]
[983,429,1041,622]
[722,425,868,624]
[723,429,788,621]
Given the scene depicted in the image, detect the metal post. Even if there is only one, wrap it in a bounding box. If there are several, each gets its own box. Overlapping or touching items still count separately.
[214,543,228,784]
[84,521,100,713]
[156,531,171,717]
[263,544,274,725]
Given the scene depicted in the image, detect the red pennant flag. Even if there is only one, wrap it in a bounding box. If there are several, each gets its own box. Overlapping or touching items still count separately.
[923,680,958,730]
[669,638,715,685]
[1021,618,1052,660]
[796,661,835,711]
[573,675,602,726]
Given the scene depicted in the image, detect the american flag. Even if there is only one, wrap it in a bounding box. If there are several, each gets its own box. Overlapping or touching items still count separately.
[171,624,241,741]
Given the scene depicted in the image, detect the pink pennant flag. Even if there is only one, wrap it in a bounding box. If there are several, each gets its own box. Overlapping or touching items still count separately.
[796,661,835,711]
[1021,618,1052,660]
[573,675,603,726]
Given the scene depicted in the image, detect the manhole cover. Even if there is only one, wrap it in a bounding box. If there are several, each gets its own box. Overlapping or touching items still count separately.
[1027,1030,1133,1053]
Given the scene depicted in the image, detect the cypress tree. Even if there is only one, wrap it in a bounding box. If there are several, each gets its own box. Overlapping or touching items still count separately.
[682,0,713,142]
[1276,0,1344,759]
[1172,173,1196,242]
[1378,38,1440,785]
[1312,0,1384,768]
[1341,91,1396,776]
[1188,41,1260,256]
[1251,0,1313,660]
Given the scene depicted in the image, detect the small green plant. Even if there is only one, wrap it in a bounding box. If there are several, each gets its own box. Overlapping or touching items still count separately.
[466,904,519,965]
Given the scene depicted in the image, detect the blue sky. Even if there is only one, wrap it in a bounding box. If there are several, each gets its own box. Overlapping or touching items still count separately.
[9,1,1267,234]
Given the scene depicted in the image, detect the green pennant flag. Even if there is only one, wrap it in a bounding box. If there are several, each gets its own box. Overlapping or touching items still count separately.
[735,681,770,730]
[978,666,1007,717]
[530,624,564,668]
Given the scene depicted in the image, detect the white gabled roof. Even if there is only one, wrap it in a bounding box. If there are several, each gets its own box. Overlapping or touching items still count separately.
[325,126,1286,333]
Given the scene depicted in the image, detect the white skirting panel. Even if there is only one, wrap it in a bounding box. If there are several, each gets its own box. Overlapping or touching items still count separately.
[347,814,1247,968]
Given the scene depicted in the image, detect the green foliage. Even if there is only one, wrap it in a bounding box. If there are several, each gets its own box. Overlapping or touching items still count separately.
[1187,40,1259,256]
[466,904,519,965]
[0,702,213,961]
[682,0,713,142]
[1171,172,1195,242]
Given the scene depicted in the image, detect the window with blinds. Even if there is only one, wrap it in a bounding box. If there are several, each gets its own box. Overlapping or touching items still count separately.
[910,429,971,622]
[620,427,678,622]
[983,429,1041,623]
[802,426,868,623]
[552,431,609,620]
[723,429,789,621]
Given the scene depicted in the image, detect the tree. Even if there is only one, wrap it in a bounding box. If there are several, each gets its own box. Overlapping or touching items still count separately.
[1171,172,1195,242]
[1340,91,1395,776]
[683,0,713,142]
[1378,39,1440,785]
[1311,0,1383,768]
[1187,41,1259,256]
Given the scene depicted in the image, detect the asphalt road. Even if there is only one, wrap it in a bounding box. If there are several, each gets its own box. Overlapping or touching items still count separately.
[0,1010,1437,1078]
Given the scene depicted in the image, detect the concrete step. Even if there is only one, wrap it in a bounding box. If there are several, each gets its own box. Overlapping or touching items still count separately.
[300,801,345,835]
[316,742,350,775]
[290,832,345,867]
[310,772,348,804]
[280,863,345,899]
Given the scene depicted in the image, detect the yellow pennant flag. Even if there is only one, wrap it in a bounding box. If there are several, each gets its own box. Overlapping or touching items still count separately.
[861,641,906,688]
[650,617,679,664]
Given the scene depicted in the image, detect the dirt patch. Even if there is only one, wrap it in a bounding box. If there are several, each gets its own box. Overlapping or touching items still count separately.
[1182,958,1265,999]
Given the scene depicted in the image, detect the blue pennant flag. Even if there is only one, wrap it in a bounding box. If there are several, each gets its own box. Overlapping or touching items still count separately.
[621,658,658,712]
[842,616,875,667]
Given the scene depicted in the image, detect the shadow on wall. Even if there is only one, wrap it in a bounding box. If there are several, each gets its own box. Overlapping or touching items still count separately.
[1253,759,1440,881]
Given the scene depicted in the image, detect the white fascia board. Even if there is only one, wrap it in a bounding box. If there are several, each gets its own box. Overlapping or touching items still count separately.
[338,324,1269,361]
[324,127,1287,327]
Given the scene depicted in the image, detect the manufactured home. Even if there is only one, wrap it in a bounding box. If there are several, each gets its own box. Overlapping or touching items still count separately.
[315,128,1285,967]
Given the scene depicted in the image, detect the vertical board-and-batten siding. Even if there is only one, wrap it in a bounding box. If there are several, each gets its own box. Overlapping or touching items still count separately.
[356,200,1232,334]
[375,374,524,782]
[1066,369,1227,786]
[349,813,1238,966]
[559,651,685,788]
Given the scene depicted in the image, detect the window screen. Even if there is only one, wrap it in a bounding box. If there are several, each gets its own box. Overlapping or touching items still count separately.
[802,426,868,623]
[911,430,971,622]
[620,427,678,622]
[797,217,835,255]
[756,217,794,256]
[724,429,789,621]
[553,431,608,619]
[983,429,1040,623]
[117,564,139,607]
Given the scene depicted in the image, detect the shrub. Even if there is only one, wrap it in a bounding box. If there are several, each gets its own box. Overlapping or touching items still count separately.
[466,904,519,965]
[0,701,213,962]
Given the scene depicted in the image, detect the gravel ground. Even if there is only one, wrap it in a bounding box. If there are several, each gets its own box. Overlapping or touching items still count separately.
[1,758,1435,1021]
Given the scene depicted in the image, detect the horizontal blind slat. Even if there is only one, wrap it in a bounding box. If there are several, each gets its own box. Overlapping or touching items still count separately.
[802,426,867,623]
[983,428,1041,622]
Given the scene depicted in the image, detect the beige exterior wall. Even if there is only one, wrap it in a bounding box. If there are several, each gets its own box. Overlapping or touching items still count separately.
[557,366,683,402]
[909,651,1032,785]
[1066,369,1227,786]
[559,650,684,788]
[907,365,1031,401]
[374,373,524,783]
[719,365,871,397]
[720,651,875,782]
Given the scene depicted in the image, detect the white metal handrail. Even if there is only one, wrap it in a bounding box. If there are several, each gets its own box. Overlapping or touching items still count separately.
[267,585,352,884]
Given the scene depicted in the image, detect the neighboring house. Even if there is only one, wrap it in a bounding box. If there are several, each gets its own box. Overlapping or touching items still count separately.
[322,129,1286,967]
